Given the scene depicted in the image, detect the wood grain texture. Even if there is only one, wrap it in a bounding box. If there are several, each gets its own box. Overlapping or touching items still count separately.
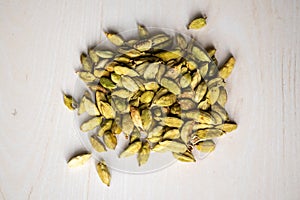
[0,0,299,199]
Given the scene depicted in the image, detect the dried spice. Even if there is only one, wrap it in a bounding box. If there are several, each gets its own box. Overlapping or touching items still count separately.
[96,160,111,187]
[218,57,235,79]
[63,94,77,110]
[173,151,196,162]
[84,98,100,116]
[137,142,150,166]
[80,117,102,132]
[67,153,91,168]
[188,17,207,30]
[90,136,106,152]
[195,140,216,153]
[158,140,187,153]
[103,131,117,150]
[64,20,238,186]
[105,32,124,46]
[119,140,142,158]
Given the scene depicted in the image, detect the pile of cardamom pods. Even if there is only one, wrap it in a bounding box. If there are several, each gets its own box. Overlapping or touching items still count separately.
[64,17,237,187]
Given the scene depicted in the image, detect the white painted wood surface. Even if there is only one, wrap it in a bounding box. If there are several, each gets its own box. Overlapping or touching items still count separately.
[0,0,299,199]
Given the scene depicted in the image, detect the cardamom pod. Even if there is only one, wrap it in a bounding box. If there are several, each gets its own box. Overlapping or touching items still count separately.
[114,66,139,77]
[195,128,224,140]
[141,109,152,131]
[195,140,216,153]
[67,153,91,168]
[80,53,93,72]
[192,46,210,62]
[137,24,149,38]
[95,50,114,58]
[143,62,160,80]
[154,93,177,107]
[163,129,180,140]
[121,113,134,136]
[173,151,195,162]
[63,94,77,110]
[103,131,117,150]
[175,33,187,49]
[99,77,116,90]
[137,142,150,166]
[180,73,192,88]
[206,86,220,105]
[121,76,139,92]
[105,32,124,46]
[216,122,237,132]
[98,101,115,119]
[98,119,113,136]
[161,117,183,128]
[194,81,207,103]
[155,50,182,61]
[144,81,160,91]
[133,39,152,51]
[217,87,227,107]
[80,117,102,132]
[130,107,143,130]
[219,57,235,79]
[88,49,99,63]
[119,140,142,158]
[90,136,106,152]
[96,160,111,186]
[140,91,155,104]
[188,17,207,30]
[180,120,194,144]
[84,98,100,116]
[160,78,181,95]
[77,71,97,83]
[158,140,187,153]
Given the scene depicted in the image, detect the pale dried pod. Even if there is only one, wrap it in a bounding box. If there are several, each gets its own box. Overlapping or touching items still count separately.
[175,33,187,49]
[154,93,177,107]
[163,129,180,140]
[80,117,102,132]
[180,120,194,144]
[219,57,235,79]
[143,62,160,80]
[173,151,195,162]
[105,32,124,46]
[216,122,237,132]
[68,153,91,168]
[195,140,216,153]
[188,17,207,30]
[77,71,97,83]
[103,131,117,150]
[88,49,99,64]
[158,140,187,153]
[121,113,135,136]
[84,98,100,116]
[138,142,151,166]
[161,117,183,128]
[98,101,115,119]
[148,125,164,138]
[119,140,142,158]
[160,78,181,95]
[80,53,93,72]
[137,24,149,38]
[63,94,77,110]
[95,50,114,58]
[98,119,113,136]
[90,136,106,152]
[96,160,111,187]
[121,76,139,92]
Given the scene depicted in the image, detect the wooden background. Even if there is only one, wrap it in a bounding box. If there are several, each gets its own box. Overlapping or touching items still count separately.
[0,0,299,199]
